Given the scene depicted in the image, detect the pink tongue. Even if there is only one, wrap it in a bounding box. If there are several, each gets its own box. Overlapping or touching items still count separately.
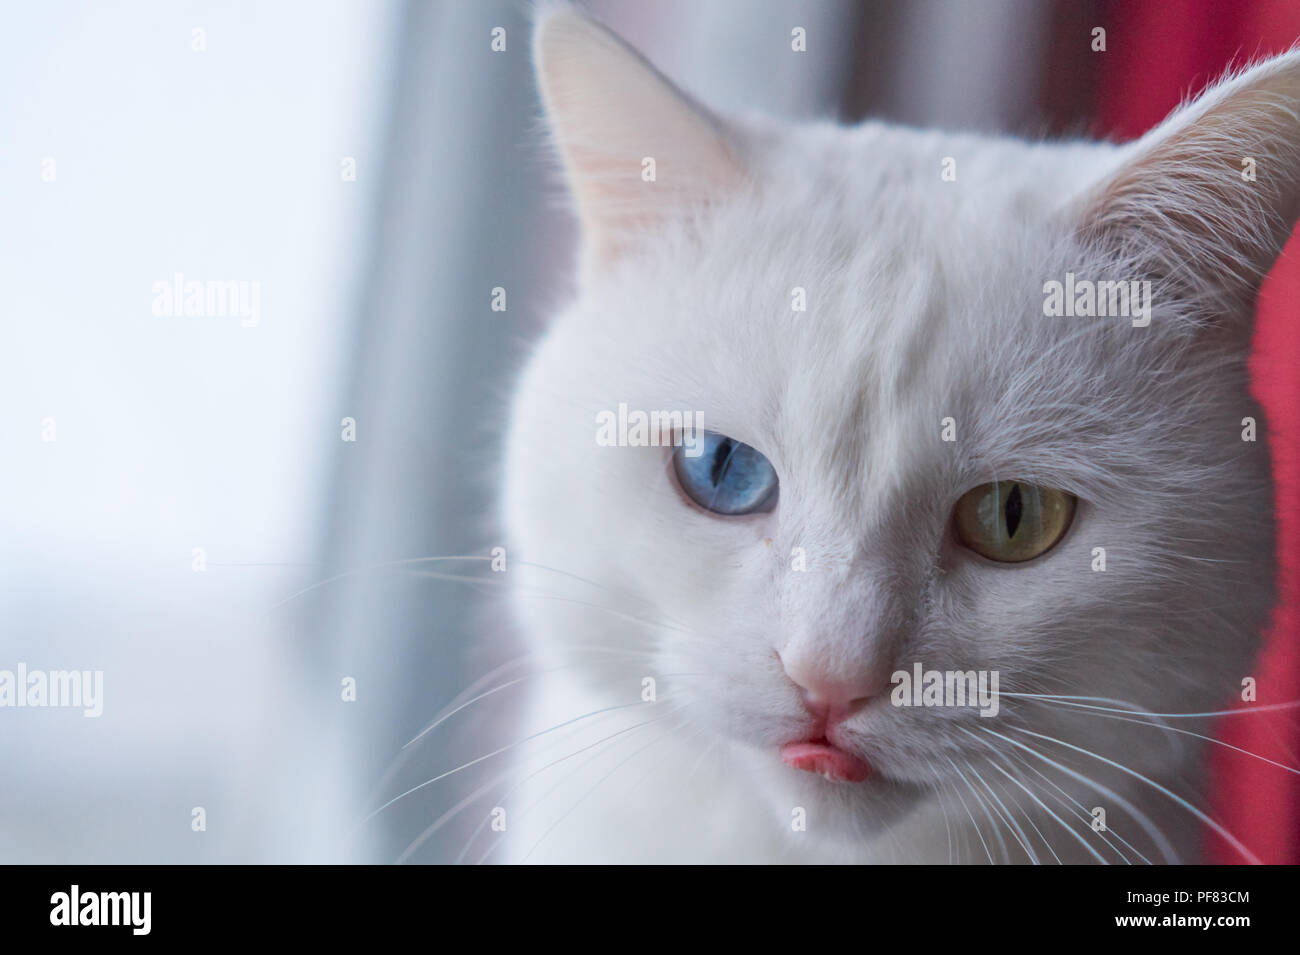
[781,741,872,783]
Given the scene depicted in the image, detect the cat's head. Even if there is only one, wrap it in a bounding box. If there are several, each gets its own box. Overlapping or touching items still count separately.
[505,10,1297,855]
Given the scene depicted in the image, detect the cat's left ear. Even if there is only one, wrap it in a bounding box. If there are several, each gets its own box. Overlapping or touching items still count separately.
[1074,50,1300,324]
[534,10,745,273]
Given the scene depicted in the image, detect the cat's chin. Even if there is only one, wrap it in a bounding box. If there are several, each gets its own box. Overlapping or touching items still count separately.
[740,744,930,848]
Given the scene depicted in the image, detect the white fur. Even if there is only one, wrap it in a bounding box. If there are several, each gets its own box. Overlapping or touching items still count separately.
[495,11,1297,863]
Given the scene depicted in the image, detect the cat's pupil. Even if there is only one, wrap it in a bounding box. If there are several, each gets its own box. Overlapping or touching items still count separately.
[672,431,779,516]
[1004,483,1023,538]
[709,438,735,487]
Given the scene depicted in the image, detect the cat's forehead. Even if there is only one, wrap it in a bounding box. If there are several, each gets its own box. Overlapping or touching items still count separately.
[598,164,1071,407]
[586,232,1038,513]
[571,131,1142,504]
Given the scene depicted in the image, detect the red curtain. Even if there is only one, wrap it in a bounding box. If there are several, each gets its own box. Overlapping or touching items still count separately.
[1083,0,1300,864]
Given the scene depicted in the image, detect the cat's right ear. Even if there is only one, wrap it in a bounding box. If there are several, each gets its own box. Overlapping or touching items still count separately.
[1071,50,1300,329]
[533,10,745,275]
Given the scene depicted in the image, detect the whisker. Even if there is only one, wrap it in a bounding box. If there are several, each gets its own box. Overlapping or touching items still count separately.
[960,755,1039,864]
[361,648,670,808]
[999,743,1150,864]
[999,778,1065,866]
[491,708,691,854]
[962,728,1108,864]
[518,705,694,863]
[271,553,698,637]
[356,700,649,828]
[447,701,661,864]
[401,706,671,864]
[402,677,529,751]
[1004,724,1253,863]
[976,724,1179,862]
[942,754,995,864]
[921,756,958,865]
[507,589,697,635]
[397,655,699,754]
[1020,699,1300,776]
[978,752,1065,865]
[999,692,1300,720]
[270,554,492,608]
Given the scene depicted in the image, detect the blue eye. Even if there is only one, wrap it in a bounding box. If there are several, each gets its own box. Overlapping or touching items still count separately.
[672,431,778,515]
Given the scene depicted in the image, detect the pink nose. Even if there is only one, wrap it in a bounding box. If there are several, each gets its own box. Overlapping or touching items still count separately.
[796,681,874,723]
[780,654,880,724]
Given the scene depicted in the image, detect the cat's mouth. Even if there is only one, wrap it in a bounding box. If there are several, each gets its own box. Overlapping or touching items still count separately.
[780,737,872,783]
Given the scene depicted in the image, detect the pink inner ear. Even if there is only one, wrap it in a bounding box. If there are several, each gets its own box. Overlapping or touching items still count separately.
[1069,44,1300,320]
[534,11,744,269]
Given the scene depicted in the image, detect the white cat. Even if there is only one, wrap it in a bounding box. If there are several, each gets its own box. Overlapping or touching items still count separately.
[496,9,1297,863]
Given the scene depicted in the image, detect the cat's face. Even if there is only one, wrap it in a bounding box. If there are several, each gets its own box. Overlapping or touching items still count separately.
[505,12,1295,855]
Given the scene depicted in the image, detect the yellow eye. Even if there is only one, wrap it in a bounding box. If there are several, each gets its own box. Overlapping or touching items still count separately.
[953,481,1076,563]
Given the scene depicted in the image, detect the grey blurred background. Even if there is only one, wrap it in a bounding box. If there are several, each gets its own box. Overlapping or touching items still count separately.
[1,0,1071,863]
